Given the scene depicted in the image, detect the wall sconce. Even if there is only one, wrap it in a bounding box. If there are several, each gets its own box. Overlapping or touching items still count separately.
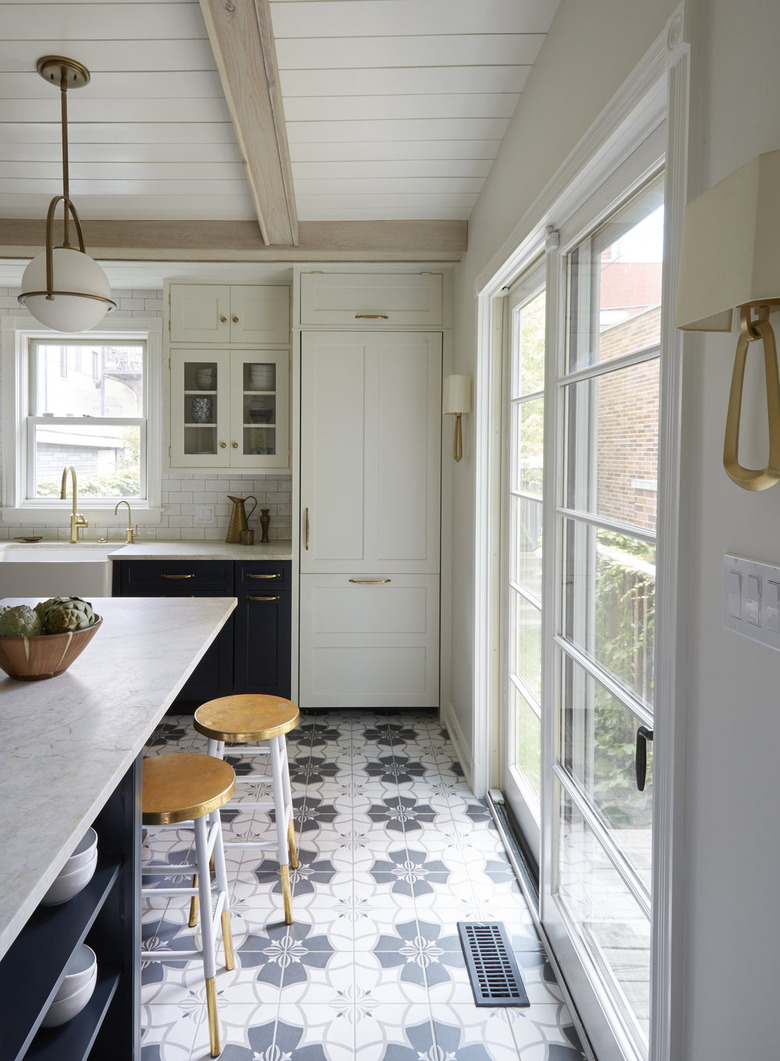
[676,150,780,490]
[17,57,115,332]
[443,374,472,462]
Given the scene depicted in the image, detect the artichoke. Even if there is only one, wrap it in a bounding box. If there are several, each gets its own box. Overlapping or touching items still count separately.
[41,596,96,634]
[0,604,43,638]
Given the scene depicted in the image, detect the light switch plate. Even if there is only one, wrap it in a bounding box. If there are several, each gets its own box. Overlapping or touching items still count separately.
[724,554,780,650]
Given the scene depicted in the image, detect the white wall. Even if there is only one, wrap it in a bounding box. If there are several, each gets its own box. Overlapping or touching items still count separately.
[450,0,780,1056]
[678,2,780,1056]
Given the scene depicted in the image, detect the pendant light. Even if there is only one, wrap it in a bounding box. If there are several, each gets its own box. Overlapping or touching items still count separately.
[18,56,116,331]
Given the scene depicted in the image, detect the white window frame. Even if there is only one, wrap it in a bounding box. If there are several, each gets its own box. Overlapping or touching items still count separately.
[1,317,163,525]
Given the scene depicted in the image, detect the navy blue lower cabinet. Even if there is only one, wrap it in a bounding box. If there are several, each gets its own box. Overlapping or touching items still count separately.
[113,560,235,706]
[235,561,291,697]
[112,559,291,705]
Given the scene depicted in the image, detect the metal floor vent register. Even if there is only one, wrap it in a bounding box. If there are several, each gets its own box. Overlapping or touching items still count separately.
[457,921,530,1007]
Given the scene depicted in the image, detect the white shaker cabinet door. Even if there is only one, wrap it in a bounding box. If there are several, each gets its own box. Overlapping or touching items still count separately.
[299,573,440,708]
[300,331,442,573]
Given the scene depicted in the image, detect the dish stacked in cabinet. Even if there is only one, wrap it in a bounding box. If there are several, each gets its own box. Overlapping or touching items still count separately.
[298,272,444,709]
[0,761,139,1061]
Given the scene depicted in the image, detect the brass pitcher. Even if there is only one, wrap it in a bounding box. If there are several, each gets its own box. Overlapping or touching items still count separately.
[226,494,257,543]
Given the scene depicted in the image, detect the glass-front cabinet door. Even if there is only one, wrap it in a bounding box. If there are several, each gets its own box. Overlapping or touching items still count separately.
[171,349,230,468]
[170,349,289,471]
[230,350,289,470]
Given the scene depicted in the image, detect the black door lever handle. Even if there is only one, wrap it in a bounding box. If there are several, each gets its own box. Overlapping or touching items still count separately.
[636,725,654,792]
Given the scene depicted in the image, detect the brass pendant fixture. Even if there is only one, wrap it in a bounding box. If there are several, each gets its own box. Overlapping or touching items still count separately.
[17,56,116,332]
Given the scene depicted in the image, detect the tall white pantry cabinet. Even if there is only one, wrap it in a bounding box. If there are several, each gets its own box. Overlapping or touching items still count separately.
[297,272,444,708]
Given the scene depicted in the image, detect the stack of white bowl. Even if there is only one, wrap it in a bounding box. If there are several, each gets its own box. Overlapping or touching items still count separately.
[41,828,98,906]
[195,368,215,390]
[42,944,98,1027]
[249,364,275,390]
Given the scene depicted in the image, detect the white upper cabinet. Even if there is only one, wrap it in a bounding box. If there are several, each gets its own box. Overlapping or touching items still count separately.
[300,331,442,573]
[169,284,290,345]
[299,272,443,328]
[169,348,290,471]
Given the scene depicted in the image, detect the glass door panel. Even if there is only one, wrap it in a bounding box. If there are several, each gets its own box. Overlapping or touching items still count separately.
[502,260,546,864]
[183,359,219,457]
[546,170,663,1061]
[230,349,289,471]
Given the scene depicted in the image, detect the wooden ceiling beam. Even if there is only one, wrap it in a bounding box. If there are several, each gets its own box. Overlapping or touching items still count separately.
[0,219,468,262]
[198,0,298,247]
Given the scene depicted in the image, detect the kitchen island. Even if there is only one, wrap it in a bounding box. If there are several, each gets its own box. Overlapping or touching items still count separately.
[0,594,236,1060]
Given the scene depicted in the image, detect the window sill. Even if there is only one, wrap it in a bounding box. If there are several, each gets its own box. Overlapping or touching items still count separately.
[0,506,164,527]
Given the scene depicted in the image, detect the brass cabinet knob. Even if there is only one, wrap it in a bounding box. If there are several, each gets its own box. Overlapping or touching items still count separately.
[220,315,227,322]
[219,441,226,448]
[232,316,238,323]
[232,441,238,448]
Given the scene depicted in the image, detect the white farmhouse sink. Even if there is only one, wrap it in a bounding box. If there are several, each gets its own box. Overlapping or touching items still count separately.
[0,542,114,599]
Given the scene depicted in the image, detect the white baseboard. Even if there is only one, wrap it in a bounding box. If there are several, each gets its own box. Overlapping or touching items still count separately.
[440,700,475,794]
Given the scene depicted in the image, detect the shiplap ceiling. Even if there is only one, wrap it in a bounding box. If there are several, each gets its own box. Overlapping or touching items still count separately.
[0,0,560,261]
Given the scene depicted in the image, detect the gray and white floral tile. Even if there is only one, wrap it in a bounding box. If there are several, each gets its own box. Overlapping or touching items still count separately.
[141,710,587,1060]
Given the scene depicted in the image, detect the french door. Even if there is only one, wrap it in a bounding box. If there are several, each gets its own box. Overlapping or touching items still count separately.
[499,148,666,1061]
[501,259,547,865]
[543,170,664,1061]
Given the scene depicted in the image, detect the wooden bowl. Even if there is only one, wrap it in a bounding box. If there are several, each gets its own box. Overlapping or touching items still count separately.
[0,617,102,681]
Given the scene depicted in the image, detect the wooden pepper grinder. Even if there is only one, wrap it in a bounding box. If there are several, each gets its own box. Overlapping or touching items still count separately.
[259,508,271,543]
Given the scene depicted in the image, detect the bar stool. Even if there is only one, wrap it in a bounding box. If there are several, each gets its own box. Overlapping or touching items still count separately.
[141,753,236,1058]
[194,694,299,924]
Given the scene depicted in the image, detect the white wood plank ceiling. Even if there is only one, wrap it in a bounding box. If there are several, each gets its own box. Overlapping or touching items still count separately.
[0,0,560,245]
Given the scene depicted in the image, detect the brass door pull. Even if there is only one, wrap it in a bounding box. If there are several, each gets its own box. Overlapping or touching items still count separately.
[247,572,280,579]
[349,578,391,584]
[247,595,280,601]
[161,573,195,580]
[354,314,389,319]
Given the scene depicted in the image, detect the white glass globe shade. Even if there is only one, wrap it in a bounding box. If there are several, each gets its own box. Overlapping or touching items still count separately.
[19,247,115,332]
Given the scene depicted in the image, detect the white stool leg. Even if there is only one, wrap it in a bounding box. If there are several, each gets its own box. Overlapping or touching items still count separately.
[190,739,224,928]
[194,814,221,1058]
[270,735,293,924]
[279,735,298,868]
[209,807,234,971]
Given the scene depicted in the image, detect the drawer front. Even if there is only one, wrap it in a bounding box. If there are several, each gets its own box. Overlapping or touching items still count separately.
[299,573,439,708]
[236,560,290,591]
[117,560,234,595]
[299,273,443,327]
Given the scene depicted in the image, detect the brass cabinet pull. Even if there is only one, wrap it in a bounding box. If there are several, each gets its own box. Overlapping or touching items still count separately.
[220,315,227,322]
[349,578,391,584]
[231,441,238,448]
[161,573,195,580]
[304,507,310,550]
[247,572,280,579]
[247,594,280,601]
[354,314,389,319]
[232,316,238,323]
[219,441,226,448]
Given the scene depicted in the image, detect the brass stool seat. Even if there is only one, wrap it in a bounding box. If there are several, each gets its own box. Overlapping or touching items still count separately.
[141,753,236,1058]
[194,694,300,924]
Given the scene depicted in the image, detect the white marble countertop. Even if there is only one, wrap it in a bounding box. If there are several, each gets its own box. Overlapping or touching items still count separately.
[0,595,236,961]
[107,539,292,561]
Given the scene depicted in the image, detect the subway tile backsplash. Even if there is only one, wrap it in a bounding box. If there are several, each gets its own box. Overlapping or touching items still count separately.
[0,288,293,543]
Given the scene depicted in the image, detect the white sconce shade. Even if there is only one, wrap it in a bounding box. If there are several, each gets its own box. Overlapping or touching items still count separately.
[19,247,114,332]
[443,375,472,462]
[675,150,780,332]
[675,149,780,490]
[443,374,472,415]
